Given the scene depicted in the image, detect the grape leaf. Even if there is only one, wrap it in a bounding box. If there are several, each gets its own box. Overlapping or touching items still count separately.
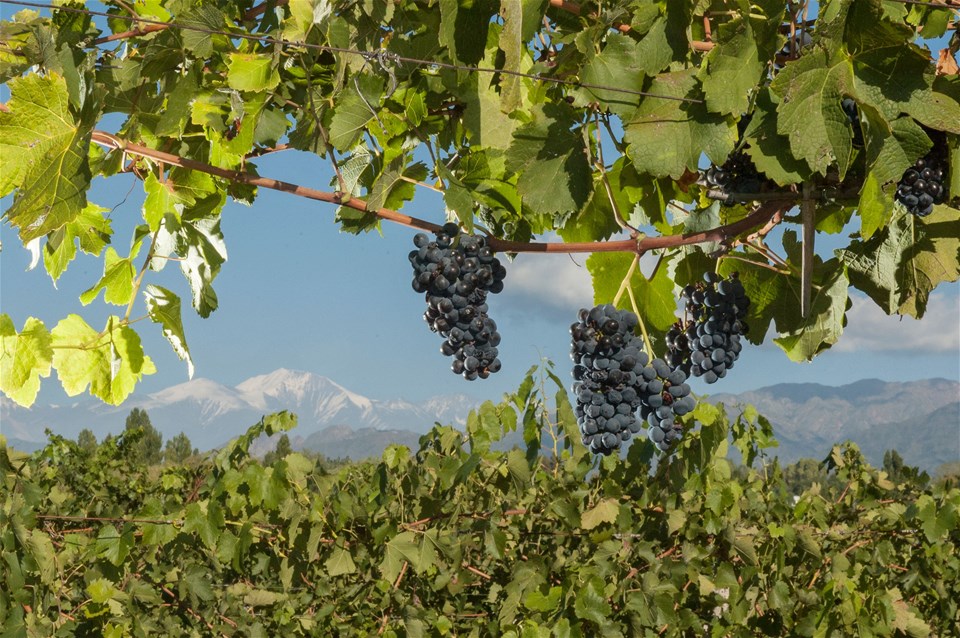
[226,53,280,92]
[0,315,53,408]
[0,73,93,242]
[153,195,227,318]
[629,3,690,75]
[438,0,493,66]
[143,285,194,379]
[624,69,735,179]
[769,48,855,178]
[497,0,538,113]
[773,260,849,361]
[558,158,633,243]
[155,63,202,138]
[381,531,421,582]
[50,314,156,405]
[326,546,357,576]
[43,202,112,283]
[179,5,227,58]
[574,33,646,116]
[79,246,139,307]
[574,577,611,625]
[857,114,932,239]
[742,88,810,185]
[365,157,428,214]
[505,104,592,216]
[853,47,960,134]
[581,498,619,530]
[838,206,960,319]
[456,72,519,149]
[328,74,384,152]
[586,252,677,351]
[698,1,784,116]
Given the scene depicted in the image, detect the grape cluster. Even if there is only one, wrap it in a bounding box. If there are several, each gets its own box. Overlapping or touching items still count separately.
[571,305,696,456]
[638,358,695,453]
[410,223,507,380]
[895,149,948,217]
[570,305,648,456]
[703,150,770,203]
[668,272,750,384]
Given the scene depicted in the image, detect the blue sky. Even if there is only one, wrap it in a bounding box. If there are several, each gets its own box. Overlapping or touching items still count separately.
[1,2,958,407]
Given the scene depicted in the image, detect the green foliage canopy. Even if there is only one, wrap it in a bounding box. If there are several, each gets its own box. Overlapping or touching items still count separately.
[1,368,958,636]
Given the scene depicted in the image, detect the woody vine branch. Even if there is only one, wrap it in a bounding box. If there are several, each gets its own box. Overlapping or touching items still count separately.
[88,130,796,257]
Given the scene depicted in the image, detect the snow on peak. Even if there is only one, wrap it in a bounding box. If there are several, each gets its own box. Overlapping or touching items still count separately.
[235,368,374,414]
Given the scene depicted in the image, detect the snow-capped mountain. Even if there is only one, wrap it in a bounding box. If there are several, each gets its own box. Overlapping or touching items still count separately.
[1,369,480,452]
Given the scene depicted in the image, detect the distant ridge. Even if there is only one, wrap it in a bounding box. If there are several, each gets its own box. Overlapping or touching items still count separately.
[707,377,959,471]
[2,369,479,452]
[4,373,958,471]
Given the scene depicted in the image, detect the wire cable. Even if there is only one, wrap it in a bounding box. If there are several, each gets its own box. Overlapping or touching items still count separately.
[0,0,703,103]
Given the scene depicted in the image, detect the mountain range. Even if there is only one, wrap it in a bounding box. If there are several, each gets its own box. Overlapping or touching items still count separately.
[2,371,957,472]
[1,368,478,453]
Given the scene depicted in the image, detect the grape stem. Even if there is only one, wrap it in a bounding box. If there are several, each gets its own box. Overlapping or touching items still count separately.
[625,280,655,359]
[593,110,639,235]
[611,256,638,307]
[88,130,795,255]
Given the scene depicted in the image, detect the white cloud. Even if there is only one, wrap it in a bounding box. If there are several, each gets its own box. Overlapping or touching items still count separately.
[500,252,594,314]
[834,288,960,353]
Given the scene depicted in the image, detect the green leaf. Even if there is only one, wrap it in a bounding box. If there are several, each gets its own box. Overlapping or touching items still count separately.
[283,0,332,42]
[769,48,855,177]
[26,529,56,584]
[365,158,428,213]
[773,261,849,361]
[498,0,537,113]
[263,410,298,435]
[586,252,677,349]
[524,586,562,612]
[0,315,52,408]
[742,88,810,185]
[505,105,592,216]
[580,498,619,530]
[853,47,960,134]
[439,0,491,66]
[180,5,227,58]
[574,577,611,625]
[329,74,384,152]
[183,503,218,549]
[325,546,358,576]
[226,53,280,92]
[42,202,112,282]
[87,578,120,604]
[839,207,959,319]
[382,531,421,582]
[50,314,156,405]
[79,247,137,307]
[143,285,194,378]
[155,64,202,138]
[698,3,784,115]
[625,69,735,179]
[0,72,93,242]
[96,525,133,566]
[857,114,931,239]
[158,196,228,318]
[575,33,646,116]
